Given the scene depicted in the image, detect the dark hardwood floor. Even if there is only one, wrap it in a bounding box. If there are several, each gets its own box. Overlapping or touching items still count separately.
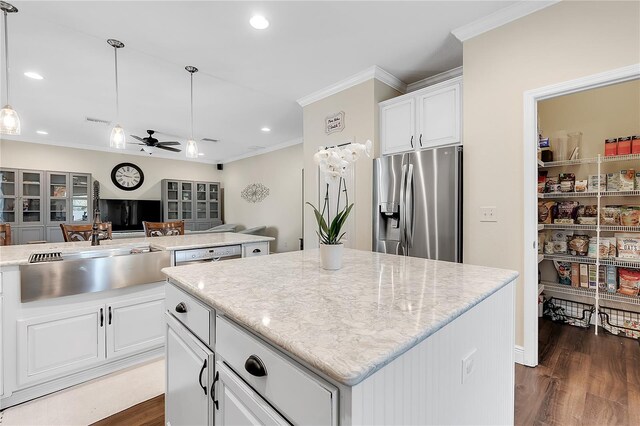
[91,395,164,426]
[93,319,640,425]
[516,319,640,426]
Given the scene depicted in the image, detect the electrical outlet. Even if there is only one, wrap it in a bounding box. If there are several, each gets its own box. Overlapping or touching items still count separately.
[461,348,477,384]
[480,206,497,222]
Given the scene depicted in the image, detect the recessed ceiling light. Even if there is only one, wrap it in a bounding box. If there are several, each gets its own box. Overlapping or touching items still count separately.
[250,15,269,30]
[261,127,271,133]
[198,153,204,156]
[24,71,44,80]
[36,130,48,135]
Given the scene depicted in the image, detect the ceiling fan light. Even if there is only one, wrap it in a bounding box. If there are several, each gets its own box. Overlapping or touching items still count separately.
[142,145,156,155]
[0,104,21,135]
[110,124,126,149]
[185,139,199,158]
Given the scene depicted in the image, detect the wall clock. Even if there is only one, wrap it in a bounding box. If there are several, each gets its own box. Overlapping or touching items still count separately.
[111,163,144,191]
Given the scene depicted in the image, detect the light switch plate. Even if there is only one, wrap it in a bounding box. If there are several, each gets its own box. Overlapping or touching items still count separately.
[461,348,477,384]
[480,206,497,222]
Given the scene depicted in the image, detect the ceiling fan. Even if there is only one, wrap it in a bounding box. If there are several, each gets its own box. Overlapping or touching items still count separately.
[130,130,181,154]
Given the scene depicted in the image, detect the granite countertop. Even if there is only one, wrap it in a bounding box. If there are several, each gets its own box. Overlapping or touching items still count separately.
[162,249,519,386]
[0,233,274,266]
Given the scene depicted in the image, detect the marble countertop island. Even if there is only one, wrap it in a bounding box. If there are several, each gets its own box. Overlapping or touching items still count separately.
[0,233,274,266]
[162,248,518,386]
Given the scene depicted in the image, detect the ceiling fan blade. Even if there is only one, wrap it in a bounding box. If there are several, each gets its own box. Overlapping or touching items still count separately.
[156,145,182,153]
[135,143,147,146]
[130,135,145,142]
[157,141,181,146]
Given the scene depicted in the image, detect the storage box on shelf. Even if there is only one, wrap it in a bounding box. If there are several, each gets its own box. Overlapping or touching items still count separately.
[537,153,640,338]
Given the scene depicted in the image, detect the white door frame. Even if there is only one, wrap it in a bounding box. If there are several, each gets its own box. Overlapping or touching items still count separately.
[522,63,640,367]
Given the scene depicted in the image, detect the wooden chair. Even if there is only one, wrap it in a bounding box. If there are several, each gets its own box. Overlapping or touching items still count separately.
[143,221,185,237]
[60,223,113,242]
[0,223,11,246]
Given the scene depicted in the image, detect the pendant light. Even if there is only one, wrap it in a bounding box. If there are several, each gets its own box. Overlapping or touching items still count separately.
[0,1,20,135]
[107,39,125,149]
[185,66,199,159]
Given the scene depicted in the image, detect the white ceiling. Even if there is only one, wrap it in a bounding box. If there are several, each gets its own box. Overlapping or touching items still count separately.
[1,1,515,164]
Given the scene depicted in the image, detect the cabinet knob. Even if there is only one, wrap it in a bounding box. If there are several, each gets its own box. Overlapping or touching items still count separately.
[175,302,187,313]
[244,355,267,377]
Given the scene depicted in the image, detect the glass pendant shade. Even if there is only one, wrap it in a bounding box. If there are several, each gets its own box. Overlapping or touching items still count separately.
[185,139,199,158]
[110,124,126,149]
[0,104,20,135]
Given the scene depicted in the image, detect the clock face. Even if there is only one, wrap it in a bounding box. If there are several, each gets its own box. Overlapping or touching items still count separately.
[111,163,144,191]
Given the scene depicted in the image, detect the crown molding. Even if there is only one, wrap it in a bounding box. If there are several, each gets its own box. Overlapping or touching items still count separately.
[407,66,463,92]
[452,0,560,42]
[221,137,303,164]
[296,66,407,107]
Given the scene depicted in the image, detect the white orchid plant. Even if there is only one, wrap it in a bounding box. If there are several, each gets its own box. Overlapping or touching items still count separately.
[308,140,372,245]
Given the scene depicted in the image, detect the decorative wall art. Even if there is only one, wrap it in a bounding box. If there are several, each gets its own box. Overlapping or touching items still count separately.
[325,111,345,134]
[241,183,270,203]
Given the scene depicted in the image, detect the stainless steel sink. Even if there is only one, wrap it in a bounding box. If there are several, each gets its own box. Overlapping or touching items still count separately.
[20,245,171,302]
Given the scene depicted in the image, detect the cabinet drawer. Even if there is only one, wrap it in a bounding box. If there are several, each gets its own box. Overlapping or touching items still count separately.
[165,283,213,346]
[216,315,337,425]
[243,242,269,257]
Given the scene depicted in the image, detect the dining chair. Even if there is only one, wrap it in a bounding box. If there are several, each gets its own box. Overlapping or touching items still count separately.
[0,223,11,245]
[143,220,185,237]
[60,223,113,242]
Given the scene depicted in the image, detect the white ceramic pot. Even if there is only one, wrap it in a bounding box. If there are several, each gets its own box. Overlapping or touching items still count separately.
[319,243,344,270]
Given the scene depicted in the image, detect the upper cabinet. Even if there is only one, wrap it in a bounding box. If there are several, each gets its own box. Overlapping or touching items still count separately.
[380,77,462,156]
[161,179,223,231]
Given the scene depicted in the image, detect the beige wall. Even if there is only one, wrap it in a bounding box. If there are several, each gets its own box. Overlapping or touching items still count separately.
[539,79,640,159]
[223,143,303,253]
[302,79,401,250]
[0,139,222,199]
[462,0,640,346]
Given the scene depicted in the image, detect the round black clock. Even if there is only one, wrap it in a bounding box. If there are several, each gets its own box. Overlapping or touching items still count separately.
[111,163,144,191]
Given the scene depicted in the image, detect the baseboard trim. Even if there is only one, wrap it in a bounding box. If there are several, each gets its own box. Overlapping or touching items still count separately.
[514,345,525,365]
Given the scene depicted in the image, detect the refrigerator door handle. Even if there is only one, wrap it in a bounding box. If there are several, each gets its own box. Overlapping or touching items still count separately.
[399,163,407,254]
[405,163,414,249]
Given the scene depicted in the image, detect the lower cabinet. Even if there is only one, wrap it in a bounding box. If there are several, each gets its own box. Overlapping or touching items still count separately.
[15,290,165,388]
[15,226,45,244]
[17,305,106,386]
[165,313,215,426]
[215,361,288,425]
[107,295,165,359]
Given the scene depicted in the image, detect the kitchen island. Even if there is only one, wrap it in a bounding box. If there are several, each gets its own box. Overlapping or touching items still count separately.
[0,232,274,409]
[163,249,518,425]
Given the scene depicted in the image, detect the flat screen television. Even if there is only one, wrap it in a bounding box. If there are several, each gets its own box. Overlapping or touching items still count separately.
[99,199,162,232]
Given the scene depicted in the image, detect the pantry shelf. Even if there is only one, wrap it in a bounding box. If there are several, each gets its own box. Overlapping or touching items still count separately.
[538,153,640,168]
[541,281,640,306]
[543,254,640,269]
[538,190,640,199]
[540,224,640,232]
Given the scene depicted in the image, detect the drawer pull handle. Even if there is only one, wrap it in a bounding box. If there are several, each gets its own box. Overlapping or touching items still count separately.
[198,359,208,396]
[175,302,187,313]
[252,248,261,253]
[245,355,267,377]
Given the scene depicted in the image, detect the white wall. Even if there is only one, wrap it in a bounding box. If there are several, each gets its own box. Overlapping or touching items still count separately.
[223,143,303,253]
[302,79,400,250]
[0,139,222,200]
[462,0,640,346]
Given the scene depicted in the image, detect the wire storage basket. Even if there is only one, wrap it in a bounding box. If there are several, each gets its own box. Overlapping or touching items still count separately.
[599,305,640,340]
[543,297,594,328]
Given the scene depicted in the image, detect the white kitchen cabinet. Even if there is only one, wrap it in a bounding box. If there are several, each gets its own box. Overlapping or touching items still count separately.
[380,98,416,155]
[380,76,462,155]
[16,304,106,386]
[106,294,165,359]
[215,361,289,426]
[242,242,270,257]
[417,81,461,149]
[165,313,215,426]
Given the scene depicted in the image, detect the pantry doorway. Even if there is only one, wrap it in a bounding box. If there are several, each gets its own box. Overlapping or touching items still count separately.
[522,64,640,367]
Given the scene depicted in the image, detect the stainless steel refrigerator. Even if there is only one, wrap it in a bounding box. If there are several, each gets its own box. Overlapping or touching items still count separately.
[373,145,462,262]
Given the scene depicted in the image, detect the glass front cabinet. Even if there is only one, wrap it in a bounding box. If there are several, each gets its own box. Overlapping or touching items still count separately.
[0,168,92,244]
[162,179,222,231]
